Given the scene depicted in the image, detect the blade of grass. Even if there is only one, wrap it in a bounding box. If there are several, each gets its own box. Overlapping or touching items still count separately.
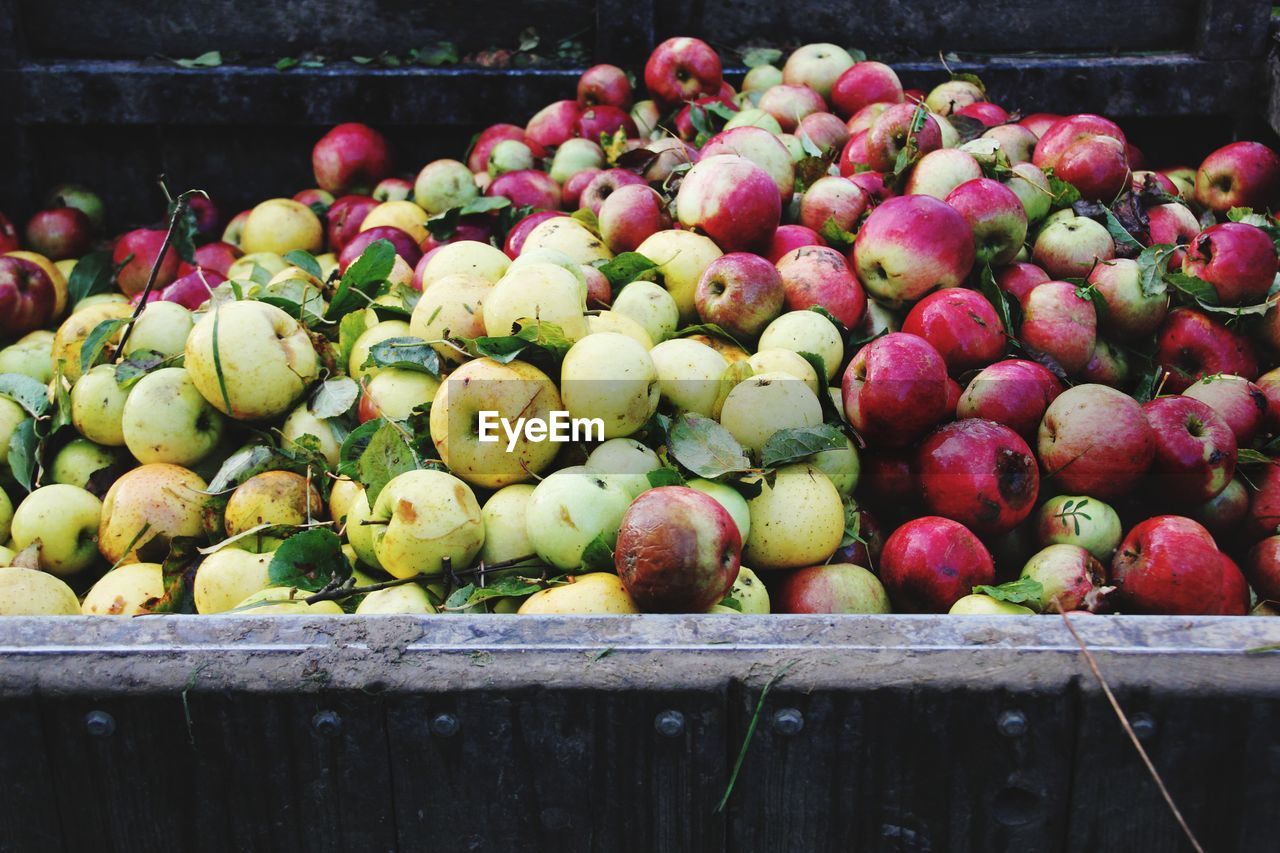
[715,659,798,814]
[211,307,232,415]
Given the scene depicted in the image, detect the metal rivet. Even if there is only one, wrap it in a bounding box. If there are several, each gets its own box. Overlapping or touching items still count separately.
[311,710,342,738]
[430,712,460,738]
[84,710,115,737]
[654,709,685,737]
[997,710,1028,737]
[772,708,804,736]
[1130,712,1156,741]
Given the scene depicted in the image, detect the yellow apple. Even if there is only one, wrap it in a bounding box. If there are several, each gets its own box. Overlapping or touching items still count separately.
[240,198,324,255]
[99,463,208,565]
[479,484,538,566]
[648,338,730,416]
[194,547,274,614]
[11,484,103,576]
[369,469,485,579]
[0,329,55,383]
[231,586,343,615]
[122,367,225,466]
[70,363,130,447]
[610,280,679,344]
[52,300,133,383]
[525,471,632,570]
[758,310,843,380]
[224,471,324,539]
[362,368,440,421]
[413,159,479,214]
[747,348,819,396]
[82,562,165,615]
[634,230,723,321]
[419,240,511,287]
[561,332,660,438]
[719,372,822,454]
[520,217,613,265]
[123,301,193,358]
[586,311,653,348]
[517,573,639,614]
[0,567,81,615]
[585,437,661,499]
[744,463,843,570]
[484,262,588,340]
[348,319,410,382]
[49,437,127,489]
[355,583,437,614]
[408,273,491,362]
[281,403,342,467]
[360,199,430,245]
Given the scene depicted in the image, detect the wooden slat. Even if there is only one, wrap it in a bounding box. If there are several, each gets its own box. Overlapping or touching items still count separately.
[0,698,65,852]
[1195,0,1273,60]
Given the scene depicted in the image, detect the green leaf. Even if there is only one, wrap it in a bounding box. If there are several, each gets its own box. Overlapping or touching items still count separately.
[338,310,371,372]
[309,377,360,419]
[462,575,544,606]
[978,262,1016,337]
[275,56,300,71]
[580,534,616,570]
[646,467,686,488]
[741,47,782,68]
[596,252,658,292]
[174,50,222,69]
[147,536,202,614]
[337,418,384,479]
[206,444,295,494]
[210,307,233,414]
[716,594,744,612]
[1238,448,1275,466]
[571,208,600,233]
[6,418,39,492]
[1132,364,1163,403]
[268,528,352,593]
[673,323,748,353]
[819,216,857,252]
[666,413,753,479]
[460,196,512,216]
[66,250,115,305]
[950,71,987,94]
[49,372,73,433]
[79,317,129,376]
[415,41,459,66]
[1044,168,1081,210]
[761,424,847,469]
[1197,300,1274,319]
[356,420,419,505]
[362,336,443,376]
[0,373,52,418]
[1102,207,1144,254]
[466,320,573,364]
[444,583,484,613]
[248,262,273,286]
[1135,244,1173,298]
[974,577,1044,604]
[284,250,324,281]
[326,239,396,321]
[793,155,832,194]
[839,497,864,549]
[114,349,170,390]
[1165,272,1219,306]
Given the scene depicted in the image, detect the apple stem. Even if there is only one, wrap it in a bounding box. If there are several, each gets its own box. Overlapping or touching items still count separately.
[115,186,199,356]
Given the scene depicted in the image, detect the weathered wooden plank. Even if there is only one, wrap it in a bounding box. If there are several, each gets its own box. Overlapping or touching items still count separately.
[1195,0,1272,60]
[594,0,654,68]
[0,698,65,852]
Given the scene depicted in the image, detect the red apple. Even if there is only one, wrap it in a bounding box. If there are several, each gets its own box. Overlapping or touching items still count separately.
[1032,113,1125,166]
[525,100,582,150]
[796,112,851,155]
[1194,140,1280,213]
[880,516,995,612]
[775,245,867,328]
[864,103,943,173]
[842,332,950,447]
[673,93,737,142]
[1110,515,1226,614]
[0,256,57,336]
[858,448,919,511]
[845,102,892,136]
[311,122,392,195]
[1132,170,1179,197]
[1246,535,1280,602]
[916,419,1039,535]
[193,241,242,277]
[599,184,670,254]
[643,37,722,106]
[902,288,1005,373]
[338,226,421,273]
[1155,307,1259,392]
[701,126,796,202]
[830,507,886,570]
[579,168,647,216]
[502,210,567,259]
[957,358,1063,440]
[1079,339,1131,388]
[798,176,868,236]
[0,212,19,252]
[996,262,1051,304]
[577,105,637,142]
[1019,113,1063,137]
[852,194,975,307]
[1020,544,1111,612]
[830,61,904,118]
[24,207,93,261]
[1182,374,1267,445]
[113,227,180,298]
[1020,280,1098,375]
[1037,384,1155,499]
[775,563,890,613]
[758,84,826,133]
[294,188,335,210]
[675,155,780,253]
[1247,463,1280,540]
[1218,554,1250,615]
[615,486,741,612]
[944,177,1028,267]
[955,101,1009,127]
[1182,222,1278,306]
[326,194,379,253]
[372,177,413,203]
[1192,476,1250,534]
[765,224,823,264]
[1143,395,1237,503]
[1085,258,1168,341]
[838,131,872,176]
[848,170,893,203]
[486,169,562,211]
[562,168,603,209]
[695,252,786,339]
[578,64,633,109]
[160,269,226,310]
[1145,202,1200,268]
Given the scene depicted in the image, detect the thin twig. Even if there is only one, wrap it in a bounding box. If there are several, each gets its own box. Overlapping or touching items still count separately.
[115,187,200,355]
[1057,609,1205,853]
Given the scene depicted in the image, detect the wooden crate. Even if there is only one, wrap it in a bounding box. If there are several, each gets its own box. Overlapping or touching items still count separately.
[0,0,1272,225]
[0,614,1277,852]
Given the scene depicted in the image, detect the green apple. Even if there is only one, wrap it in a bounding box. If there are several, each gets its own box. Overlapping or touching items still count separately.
[1007,162,1053,224]
[586,437,661,499]
[98,463,208,565]
[0,567,81,615]
[586,311,653,348]
[634,230,723,321]
[561,332,660,438]
[1034,495,1122,562]
[0,485,12,542]
[744,463,843,570]
[480,484,539,566]
[720,566,770,613]
[521,217,612,265]
[484,261,588,341]
[370,469,485,579]
[281,403,342,467]
[808,435,860,496]
[349,319,411,382]
[81,562,165,615]
[0,545,14,566]
[0,330,55,383]
[419,240,510,287]
[194,547,274,614]
[488,139,535,176]
[408,273,491,362]
[758,310,843,380]
[344,489,383,571]
[526,471,631,570]
[122,301,193,358]
[49,437,127,489]
[0,397,27,473]
[356,583,438,614]
[11,484,103,576]
[687,478,751,541]
[747,348,820,396]
[362,368,440,421]
[70,363,129,447]
[413,159,479,215]
[949,593,1035,615]
[725,108,784,134]
[329,478,364,529]
[549,138,606,184]
[185,300,319,421]
[429,357,564,489]
[122,367,225,465]
[611,281,680,344]
[719,372,822,454]
[649,338,730,416]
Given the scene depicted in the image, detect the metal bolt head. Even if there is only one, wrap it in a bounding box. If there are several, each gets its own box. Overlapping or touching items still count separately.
[654,709,685,738]
[311,710,342,738]
[84,710,115,737]
[772,707,805,736]
[430,712,460,738]
[997,710,1028,737]
[1130,712,1156,741]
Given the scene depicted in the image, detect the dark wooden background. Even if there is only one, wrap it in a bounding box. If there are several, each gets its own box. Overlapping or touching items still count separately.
[0,0,1274,229]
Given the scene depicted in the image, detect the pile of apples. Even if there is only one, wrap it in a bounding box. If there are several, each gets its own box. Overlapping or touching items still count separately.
[3,36,1280,620]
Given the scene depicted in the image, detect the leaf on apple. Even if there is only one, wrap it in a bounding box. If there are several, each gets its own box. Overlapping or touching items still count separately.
[0,373,53,418]
[674,322,748,352]
[947,114,987,144]
[1238,449,1276,467]
[580,534,616,570]
[6,418,39,492]
[1131,364,1165,404]
[793,155,832,194]
[309,377,361,419]
[797,351,841,423]
[760,424,847,469]
[145,536,203,614]
[716,594,744,612]
[459,575,545,608]
[78,317,129,377]
[1164,271,1219,306]
[839,497,865,549]
[48,372,73,434]
[357,420,420,505]
[113,349,170,391]
[819,216,856,252]
[1043,169,1081,210]
[337,311,372,372]
[1135,244,1174,298]
[466,319,573,363]
[740,47,782,68]
[66,250,116,305]
[362,335,443,377]
[711,360,753,419]
[268,528,353,593]
[949,71,987,94]
[973,577,1043,604]
[666,413,754,479]
[284,250,324,282]
[646,467,685,489]
[325,239,396,321]
[977,263,1018,340]
[337,418,383,479]
[443,583,485,613]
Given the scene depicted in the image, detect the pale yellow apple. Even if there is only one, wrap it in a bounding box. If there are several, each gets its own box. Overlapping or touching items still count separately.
[521,217,612,264]
[719,372,822,454]
[744,463,843,570]
[585,437,660,499]
[98,463,208,565]
[586,311,653,348]
[71,293,129,314]
[226,251,288,283]
[363,368,440,421]
[281,404,342,467]
[11,484,103,576]
[122,367,225,466]
[507,248,589,302]
[240,199,323,255]
[185,300,320,420]
[0,567,81,615]
[634,230,723,321]
[231,585,343,615]
[194,548,274,614]
[123,301,193,358]
[479,484,538,566]
[355,199,427,245]
[950,593,1035,615]
[349,319,410,381]
[0,330,55,383]
[82,562,165,615]
[0,485,12,542]
[723,566,770,613]
[561,332,660,438]
[518,573,639,614]
[420,240,511,287]
[328,478,364,528]
[687,478,751,541]
[747,348,819,396]
[408,273,491,362]
[52,300,133,383]
[610,281,679,344]
[484,262,588,340]
[224,471,324,538]
[355,583,438,614]
[429,358,564,489]
[343,489,383,571]
[0,398,27,477]
[413,159,479,214]
[70,363,129,447]
[525,471,631,570]
[649,338,729,416]
[758,310,843,380]
[369,469,485,579]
